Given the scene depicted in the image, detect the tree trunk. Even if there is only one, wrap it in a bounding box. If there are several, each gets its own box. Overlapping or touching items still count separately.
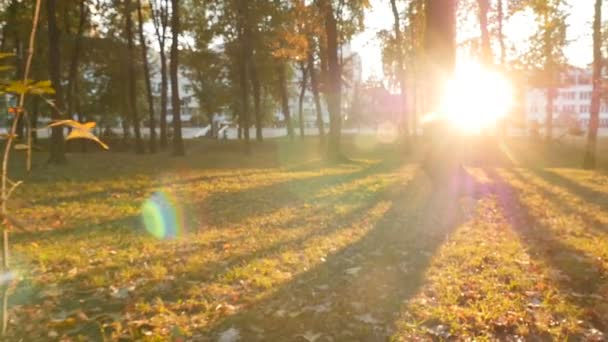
[497,0,506,65]
[46,0,67,164]
[308,48,325,142]
[584,0,602,169]
[237,0,250,152]
[320,0,342,159]
[424,0,456,111]
[278,62,294,140]
[151,0,169,149]
[170,0,184,156]
[477,0,492,65]
[159,49,168,148]
[297,62,308,138]
[250,58,262,142]
[125,0,144,154]
[545,87,555,141]
[137,0,157,153]
[66,0,86,131]
[31,97,39,143]
[390,0,409,137]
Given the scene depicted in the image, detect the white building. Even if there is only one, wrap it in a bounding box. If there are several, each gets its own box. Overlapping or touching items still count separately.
[283,48,363,127]
[526,67,608,128]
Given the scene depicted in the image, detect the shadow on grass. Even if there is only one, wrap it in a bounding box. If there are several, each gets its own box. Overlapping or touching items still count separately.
[195,168,484,340]
[531,168,608,210]
[488,168,607,332]
[504,168,608,234]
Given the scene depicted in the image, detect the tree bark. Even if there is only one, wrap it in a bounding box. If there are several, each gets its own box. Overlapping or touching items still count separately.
[390,0,409,137]
[278,62,294,140]
[137,0,157,153]
[237,0,250,152]
[297,62,308,138]
[308,48,325,143]
[497,0,506,65]
[477,0,492,65]
[151,0,169,149]
[66,0,87,153]
[424,0,456,111]
[319,0,342,159]
[66,0,86,129]
[125,0,145,154]
[584,0,602,169]
[249,57,262,142]
[545,86,555,141]
[46,0,67,164]
[170,0,184,156]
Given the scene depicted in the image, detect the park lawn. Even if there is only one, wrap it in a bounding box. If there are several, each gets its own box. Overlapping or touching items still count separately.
[1,136,608,340]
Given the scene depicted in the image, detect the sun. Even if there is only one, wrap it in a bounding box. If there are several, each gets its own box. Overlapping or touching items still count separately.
[439,62,514,133]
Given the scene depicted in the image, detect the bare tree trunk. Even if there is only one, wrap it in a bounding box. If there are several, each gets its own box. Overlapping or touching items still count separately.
[477,0,492,65]
[497,0,506,65]
[66,0,86,129]
[584,0,602,169]
[125,0,144,154]
[237,0,250,152]
[319,0,342,159]
[390,0,409,137]
[170,0,184,156]
[151,0,169,149]
[297,61,308,138]
[278,62,294,140]
[545,87,555,141]
[137,0,157,153]
[159,49,168,148]
[66,0,87,153]
[250,59,262,142]
[308,48,325,143]
[46,0,67,164]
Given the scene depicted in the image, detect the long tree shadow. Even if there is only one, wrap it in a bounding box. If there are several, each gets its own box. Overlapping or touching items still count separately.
[506,168,608,234]
[529,168,608,209]
[196,167,484,340]
[4,160,408,340]
[488,168,607,332]
[198,159,403,227]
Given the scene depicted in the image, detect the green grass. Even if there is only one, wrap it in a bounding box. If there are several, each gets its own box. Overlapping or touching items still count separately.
[2,136,608,340]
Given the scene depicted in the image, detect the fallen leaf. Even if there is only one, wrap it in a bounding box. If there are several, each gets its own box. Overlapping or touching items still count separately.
[218,327,240,342]
[298,331,322,342]
[345,266,362,276]
[355,313,380,325]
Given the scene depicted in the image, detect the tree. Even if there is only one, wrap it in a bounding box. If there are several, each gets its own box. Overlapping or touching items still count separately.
[170,0,184,156]
[65,0,88,152]
[318,0,342,159]
[137,0,157,153]
[46,0,67,164]
[519,0,567,141]
[297,61,308,138]
[389,0,409,137]
[424,0,456,113]
[308,42,325,142]
[125,0,145,154]
[477,0,492,65]
[583,0,602,169]
[151,0,170,149]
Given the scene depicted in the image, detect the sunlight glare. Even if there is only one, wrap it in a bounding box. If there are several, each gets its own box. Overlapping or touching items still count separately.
[440,62,513,133]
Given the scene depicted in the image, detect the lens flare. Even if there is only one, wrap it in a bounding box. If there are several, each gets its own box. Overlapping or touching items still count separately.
[141,191,183,240]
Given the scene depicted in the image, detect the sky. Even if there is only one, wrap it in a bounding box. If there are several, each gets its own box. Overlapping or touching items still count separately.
[352,0,596,81]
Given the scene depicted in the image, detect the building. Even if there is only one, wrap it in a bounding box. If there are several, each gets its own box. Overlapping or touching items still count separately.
[282,48,363,128]
[526,67,608,128]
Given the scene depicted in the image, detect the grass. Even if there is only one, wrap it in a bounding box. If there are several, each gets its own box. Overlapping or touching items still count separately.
[1,135,608,340]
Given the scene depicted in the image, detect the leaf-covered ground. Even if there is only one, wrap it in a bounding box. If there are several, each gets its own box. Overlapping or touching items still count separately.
[2,137,608,340]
